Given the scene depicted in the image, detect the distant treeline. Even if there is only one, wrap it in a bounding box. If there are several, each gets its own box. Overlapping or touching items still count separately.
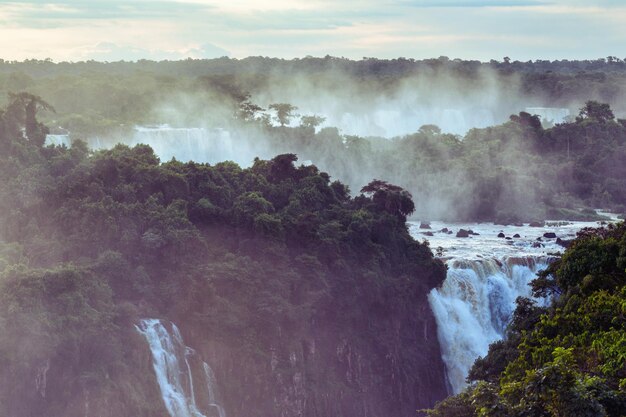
[1,56,626,134]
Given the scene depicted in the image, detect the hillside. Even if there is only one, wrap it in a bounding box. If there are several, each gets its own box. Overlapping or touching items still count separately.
[0,92,447,416]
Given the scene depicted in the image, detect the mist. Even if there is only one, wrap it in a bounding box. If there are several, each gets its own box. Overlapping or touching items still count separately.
[48,59,620,223]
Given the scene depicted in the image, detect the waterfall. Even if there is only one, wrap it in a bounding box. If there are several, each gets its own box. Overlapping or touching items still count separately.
[203,363,226,417]
[428,257,547,394]
[128,126,243,165]
[525,107,570,125]
[45,134,72,147]
[136,319,226,417]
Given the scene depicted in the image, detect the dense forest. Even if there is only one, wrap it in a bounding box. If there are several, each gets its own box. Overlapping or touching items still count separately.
[242,100,626,223]
[0,92,447,416]
[1,58,626,417]
[3,58,625,222]
[427,222,626,417]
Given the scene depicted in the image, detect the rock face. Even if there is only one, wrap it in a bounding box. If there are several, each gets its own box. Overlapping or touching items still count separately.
[182,293,448,417]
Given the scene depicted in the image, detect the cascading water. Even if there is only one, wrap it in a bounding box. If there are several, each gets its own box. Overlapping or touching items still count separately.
[203,363,226,417]
[45,134,72,147]
[428,257,547,393]
[136,319,226,417]
[410,217,617,394]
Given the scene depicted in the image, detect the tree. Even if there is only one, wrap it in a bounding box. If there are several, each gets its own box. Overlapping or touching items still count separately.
[576,101,615,124]
[269,103,298,127]
[361,179,415,221]
[4,92,54,147]
[237,94,265,122]
[300,115,325,130]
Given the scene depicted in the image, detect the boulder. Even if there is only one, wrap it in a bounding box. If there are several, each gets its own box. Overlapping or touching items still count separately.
[440,227,449,233]
[556,238,572,248]
[543,232,557,239]
[513,233,521,238]
[420,222,431,229]
[423,231,434,237]
[456,229,470,238]
[497,232,505,238]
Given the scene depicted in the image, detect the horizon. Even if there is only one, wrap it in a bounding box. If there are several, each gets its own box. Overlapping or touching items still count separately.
[0,55,624,64]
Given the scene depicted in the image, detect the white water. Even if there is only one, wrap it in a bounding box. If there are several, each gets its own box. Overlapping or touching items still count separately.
[409,216,617,394]
[45,134,72,147]
[128,126,240,164]
[136,319,226,417]
[83,125,260,166]
[324,107,496,137]
[525,107,570,125]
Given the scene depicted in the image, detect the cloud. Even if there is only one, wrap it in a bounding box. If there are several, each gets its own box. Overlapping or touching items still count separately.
[0,1,212,25]
[401,0,552,7]
[0,0,624,61]
[77,42,229,61]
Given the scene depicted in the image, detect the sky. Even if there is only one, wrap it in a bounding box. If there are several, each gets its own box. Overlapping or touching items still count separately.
[0,0,624,62]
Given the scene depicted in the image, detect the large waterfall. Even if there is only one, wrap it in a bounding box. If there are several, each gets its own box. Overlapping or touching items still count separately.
[136,319,226,417]
[128,126,239,165]
[409,218,614,394]
[46,125,263,167]
[428,257,547,393]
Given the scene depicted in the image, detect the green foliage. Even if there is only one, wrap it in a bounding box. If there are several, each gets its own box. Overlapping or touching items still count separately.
[268,103,298,126]
[0,97,446,416]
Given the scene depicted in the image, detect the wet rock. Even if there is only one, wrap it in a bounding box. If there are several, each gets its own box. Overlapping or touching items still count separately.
[556,238,572,248]
[423,231,434,236]
[514,222,524,227]
[440,227,449,233]
[456,229,470,238]
[529,221,544,227]
[513,234,521,238]
[420,222,431,229]
[497,232,505,238]
[543,232,557,239]
[532,242,543,248]
[505,237,512,240]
